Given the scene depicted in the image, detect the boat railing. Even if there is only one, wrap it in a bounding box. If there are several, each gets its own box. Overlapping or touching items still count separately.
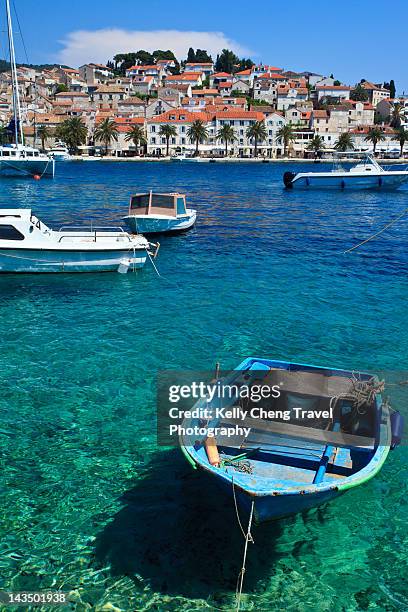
[57,225,131,243]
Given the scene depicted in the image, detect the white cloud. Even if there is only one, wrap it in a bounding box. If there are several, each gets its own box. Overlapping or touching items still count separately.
[57,28,255,67]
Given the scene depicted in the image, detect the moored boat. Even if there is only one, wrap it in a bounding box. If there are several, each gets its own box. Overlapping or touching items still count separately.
[180,357,403,523]
[48,140,71,161]
[0,209,159,273]
[283,154,408,190]
[123,192,196,234]
[0,0,55,178]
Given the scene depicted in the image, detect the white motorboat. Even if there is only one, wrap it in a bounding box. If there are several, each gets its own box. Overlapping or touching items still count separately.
[0,0,55,178]
[283,154,408,190]
[48,141,71,161]
[0,209,159,273]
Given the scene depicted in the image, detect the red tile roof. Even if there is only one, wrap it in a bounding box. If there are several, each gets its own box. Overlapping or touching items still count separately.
[212,72,232,78]
[316,85,352,90]
[149,109,208,123]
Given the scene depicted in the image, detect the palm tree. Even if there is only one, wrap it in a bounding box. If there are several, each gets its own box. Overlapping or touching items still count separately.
[187,120,208,156]
[395,126,408,157]
[246,120,267,157]
[55,117,87,153]
[364,127,386,155]
[390,103,404,129]
[216,124,236,157]
[276,124,295,157]
[307,135,325,158]
[159,125,177,156]
[334,132,355,152]
[125,124,147,155]
[37,125,51,151]
[94,118,119,155]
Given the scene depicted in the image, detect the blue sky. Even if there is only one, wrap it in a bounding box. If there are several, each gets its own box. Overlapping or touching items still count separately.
[7,0,408,92]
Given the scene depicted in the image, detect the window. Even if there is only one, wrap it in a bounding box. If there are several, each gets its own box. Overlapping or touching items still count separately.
[151,126,156,133]
[0,224,24,240]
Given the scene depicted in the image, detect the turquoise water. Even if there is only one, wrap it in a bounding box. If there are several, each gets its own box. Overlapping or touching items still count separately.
[0,161,407,611]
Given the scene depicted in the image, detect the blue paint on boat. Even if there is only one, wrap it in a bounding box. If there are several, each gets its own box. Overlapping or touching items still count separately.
[180,357,402,523]
[123,192,196,234]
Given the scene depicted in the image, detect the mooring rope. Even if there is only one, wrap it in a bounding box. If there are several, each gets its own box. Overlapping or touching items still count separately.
[235,498,255,612]
[344,206,408,253]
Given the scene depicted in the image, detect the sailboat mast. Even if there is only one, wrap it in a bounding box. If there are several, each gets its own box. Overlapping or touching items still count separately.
[6,0,24,146]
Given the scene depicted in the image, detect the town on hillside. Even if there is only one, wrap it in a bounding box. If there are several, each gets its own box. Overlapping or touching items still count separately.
[1,48,407,158]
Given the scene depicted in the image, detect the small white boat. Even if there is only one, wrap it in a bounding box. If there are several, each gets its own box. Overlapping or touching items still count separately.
[48,140,71,161]
[0,209,159,273]
[283,155,408,190]
[123,192,196,234]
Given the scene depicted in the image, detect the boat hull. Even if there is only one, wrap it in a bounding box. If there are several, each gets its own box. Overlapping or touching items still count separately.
[290,173,408,190]
[124,211,196,234]
[228,481,341,523]
[0,247,148,273]
[0,158,55,177]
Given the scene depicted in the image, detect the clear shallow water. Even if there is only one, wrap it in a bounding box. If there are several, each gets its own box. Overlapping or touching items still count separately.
[0,161,407,611]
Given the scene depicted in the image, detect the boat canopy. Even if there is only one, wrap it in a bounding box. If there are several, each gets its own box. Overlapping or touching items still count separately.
[129,192,187,217]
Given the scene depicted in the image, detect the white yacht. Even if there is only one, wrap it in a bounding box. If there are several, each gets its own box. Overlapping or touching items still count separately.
[283,154,408,190]
[48,141,70,161]
[0,0,55,178]
[0,209,159,273]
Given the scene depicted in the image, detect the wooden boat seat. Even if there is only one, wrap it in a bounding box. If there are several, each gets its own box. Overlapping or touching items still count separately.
[220,416,375,450]
[259,368,359,399]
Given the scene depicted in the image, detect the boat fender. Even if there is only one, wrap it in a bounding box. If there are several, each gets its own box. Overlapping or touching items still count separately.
[205,437,220,467]
[33,174,41,181]
[283,171,295,188]
[390,410,404,449]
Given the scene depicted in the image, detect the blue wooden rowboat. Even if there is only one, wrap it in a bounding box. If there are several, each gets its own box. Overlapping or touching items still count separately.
[180,358,403,523]
[123,192,196,235]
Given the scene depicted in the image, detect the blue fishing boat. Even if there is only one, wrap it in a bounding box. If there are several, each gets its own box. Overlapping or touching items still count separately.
[123,192,196,234]
[180,357,403,523]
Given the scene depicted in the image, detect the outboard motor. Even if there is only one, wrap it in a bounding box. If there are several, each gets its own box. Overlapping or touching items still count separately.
[390,410,404,449]
[283,171,295,188]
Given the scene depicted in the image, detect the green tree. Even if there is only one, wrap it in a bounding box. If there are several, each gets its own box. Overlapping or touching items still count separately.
[307,134,325,158]
[159,124,177,156]
[364,127,386,154]
[37,124,51,150]
[334,132,355,152]
[0,122,9,145]
[215,48,239,73]
[55,117,87,153]
[216,124,236,156]
[125,125,147,155]
[390,103,404,128]
[187,120,208,156]
[246,120,267,157]
[333,79,341,86]
[389,79,396,99]
[55,83,68,95]
[350,83,369,102]
[277,124,295,157]
[395,127,408,157]
[94,118,119,155]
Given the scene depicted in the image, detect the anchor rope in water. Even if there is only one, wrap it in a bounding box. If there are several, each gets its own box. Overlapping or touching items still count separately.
[344,206,408,253]
[235,496,255,612]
